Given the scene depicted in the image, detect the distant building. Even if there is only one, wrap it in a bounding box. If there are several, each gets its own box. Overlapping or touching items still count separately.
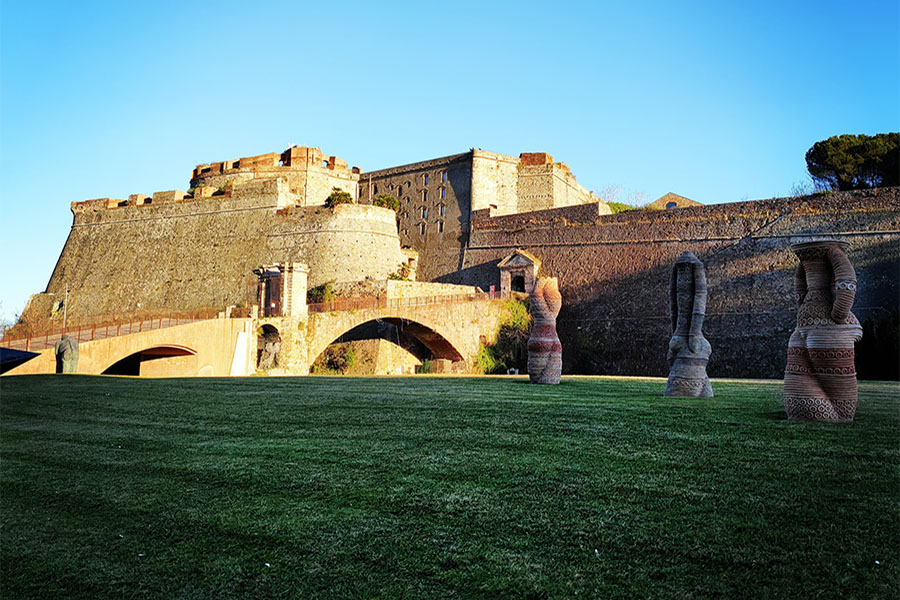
[647,192,701,210]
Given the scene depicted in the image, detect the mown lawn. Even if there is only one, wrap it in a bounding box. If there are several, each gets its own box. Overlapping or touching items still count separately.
[1,375,897,599]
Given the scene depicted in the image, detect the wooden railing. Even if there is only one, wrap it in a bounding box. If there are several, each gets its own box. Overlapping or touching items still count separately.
[0,307,224,352]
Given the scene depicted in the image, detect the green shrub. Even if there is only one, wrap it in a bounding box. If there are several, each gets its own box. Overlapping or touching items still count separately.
[476,299,532,374]
[307,280,335,304]
[607,201,648,214]
[325,187,354,208]
[373,193,400,212]
[312,344,356,374]
[475,345,500,374]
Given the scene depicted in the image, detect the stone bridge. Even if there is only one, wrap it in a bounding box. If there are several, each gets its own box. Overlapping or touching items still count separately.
[3,295,510,377]
[303,296,508,371]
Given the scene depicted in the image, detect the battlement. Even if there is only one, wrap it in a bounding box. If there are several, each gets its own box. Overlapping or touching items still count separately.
[519,152,553,166]
[191,146,358,181]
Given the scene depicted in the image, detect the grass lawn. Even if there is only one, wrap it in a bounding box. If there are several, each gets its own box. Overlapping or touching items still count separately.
[1,375,897,599]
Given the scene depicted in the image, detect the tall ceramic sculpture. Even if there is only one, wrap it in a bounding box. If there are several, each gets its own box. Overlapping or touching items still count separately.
[527,277,562,384]
[665,251,713,397]
[784,240,862,422]
[54,334,79,374]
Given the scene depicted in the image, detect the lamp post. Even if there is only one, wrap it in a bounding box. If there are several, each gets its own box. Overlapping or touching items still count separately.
[47,284,69,333]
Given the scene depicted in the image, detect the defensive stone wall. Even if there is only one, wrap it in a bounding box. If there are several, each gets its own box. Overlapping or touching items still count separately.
[190,146,360,207]
[21,192,405,328]
[454,188,900,380]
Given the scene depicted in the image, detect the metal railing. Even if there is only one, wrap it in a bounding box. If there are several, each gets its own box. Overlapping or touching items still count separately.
[307,291,504,313]
[0,291,510,351]
[0,307,224,352]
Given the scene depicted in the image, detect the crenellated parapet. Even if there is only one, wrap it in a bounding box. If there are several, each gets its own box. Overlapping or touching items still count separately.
[190,146,361,207]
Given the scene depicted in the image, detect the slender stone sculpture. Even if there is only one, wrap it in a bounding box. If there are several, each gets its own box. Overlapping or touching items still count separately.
[54,334,79,374]
[784,240,862,422]
[527,277,562,384]
[665,251,713,397]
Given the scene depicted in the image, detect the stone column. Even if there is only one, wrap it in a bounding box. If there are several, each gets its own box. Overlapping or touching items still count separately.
[280,262,310,375]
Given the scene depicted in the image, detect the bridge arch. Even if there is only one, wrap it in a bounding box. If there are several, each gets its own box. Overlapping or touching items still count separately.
[308,315,465,372]
[102,344,198,376]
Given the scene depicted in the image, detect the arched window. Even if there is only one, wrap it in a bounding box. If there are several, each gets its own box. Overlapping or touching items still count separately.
[666,201,677,209]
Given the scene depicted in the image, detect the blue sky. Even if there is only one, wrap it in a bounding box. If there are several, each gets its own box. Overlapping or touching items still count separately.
[1,0,897,322]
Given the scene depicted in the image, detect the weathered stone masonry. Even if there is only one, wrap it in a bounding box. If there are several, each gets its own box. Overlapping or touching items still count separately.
[453,188,899,379]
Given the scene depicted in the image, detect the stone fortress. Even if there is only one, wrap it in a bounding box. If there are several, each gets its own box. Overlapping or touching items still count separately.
[7,143,900,380]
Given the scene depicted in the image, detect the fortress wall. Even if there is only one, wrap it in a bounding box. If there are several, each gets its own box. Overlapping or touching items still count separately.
[471,150,519,215]
[359,153,474,283]
[456,188,900,379]
[21,197,404,328]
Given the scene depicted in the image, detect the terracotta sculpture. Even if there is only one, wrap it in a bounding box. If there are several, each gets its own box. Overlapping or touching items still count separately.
[665,251,713,397]
[527,277,562,384]
[54,334,79,374]
[784,240,862,422]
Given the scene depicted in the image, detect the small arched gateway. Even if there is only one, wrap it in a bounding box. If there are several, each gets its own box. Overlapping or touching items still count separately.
[102,345,198,376]
[498,249,541,296]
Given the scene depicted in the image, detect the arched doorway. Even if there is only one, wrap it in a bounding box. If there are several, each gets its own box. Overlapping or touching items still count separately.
[257,324,281,370]
[511,275,526,293]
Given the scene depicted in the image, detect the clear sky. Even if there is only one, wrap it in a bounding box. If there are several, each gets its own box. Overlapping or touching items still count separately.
[1,0,897,323]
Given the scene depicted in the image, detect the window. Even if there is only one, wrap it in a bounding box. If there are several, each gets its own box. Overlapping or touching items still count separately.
[420,222,426,235]
[666,201,677,209]
[440,205,445,217]
[438,221,444,233]
[422,207,428,219]
[373,184,378,194]
[440,188,446,200]
[441,171,447,183]
[422,190,428,202]
[424,174,429,185]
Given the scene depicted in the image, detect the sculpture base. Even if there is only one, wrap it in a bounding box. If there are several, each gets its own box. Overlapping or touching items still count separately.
[784,395,857,422]
[664,375,713,398]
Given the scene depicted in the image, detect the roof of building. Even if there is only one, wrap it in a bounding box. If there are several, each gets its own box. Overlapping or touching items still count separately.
[647,193,702,210]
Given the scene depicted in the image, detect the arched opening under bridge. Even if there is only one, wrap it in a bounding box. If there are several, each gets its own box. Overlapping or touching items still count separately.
[311,318,465,375]
[102,345,198,377]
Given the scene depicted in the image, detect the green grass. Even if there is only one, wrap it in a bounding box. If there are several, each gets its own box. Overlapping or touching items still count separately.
[1,375,897,599]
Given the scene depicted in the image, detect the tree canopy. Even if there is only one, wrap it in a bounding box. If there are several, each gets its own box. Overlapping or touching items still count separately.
[373,193,400,212]
[805,133,899,191]
[324,187,354,208]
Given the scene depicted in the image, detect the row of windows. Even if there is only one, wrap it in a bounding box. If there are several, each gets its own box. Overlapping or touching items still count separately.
[401,221,445,236]
[367,171,449,198]
[400,205,446,220]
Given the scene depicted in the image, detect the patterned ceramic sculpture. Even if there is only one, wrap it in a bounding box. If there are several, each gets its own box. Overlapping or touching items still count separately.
[784,240,862,422]
[665,251,713,397]
[527,277,562,384]
[54,334,79,374]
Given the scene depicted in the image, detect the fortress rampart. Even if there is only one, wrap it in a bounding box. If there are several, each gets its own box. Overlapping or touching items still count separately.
[13,141,898,380]
[451,188,899,379]
[22,189,405,327]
